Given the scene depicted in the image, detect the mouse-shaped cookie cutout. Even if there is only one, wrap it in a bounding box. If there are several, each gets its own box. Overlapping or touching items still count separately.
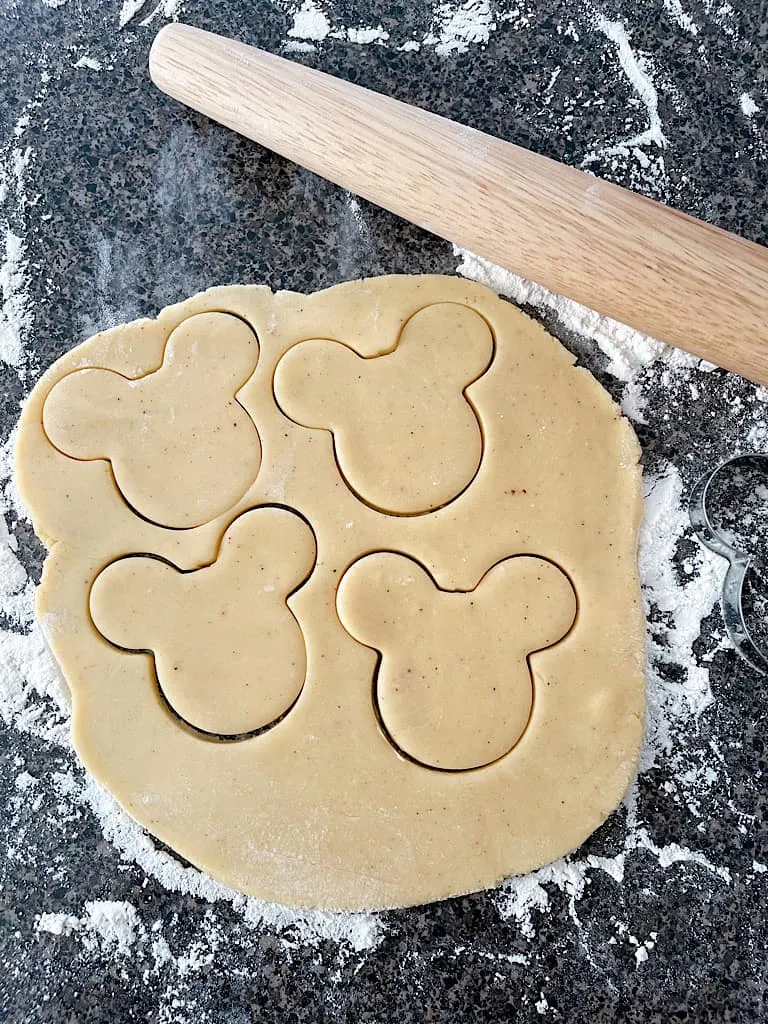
[42,312,261,529]
[273,303,494,515]
[89,507,316,737]
[337,552,577,770]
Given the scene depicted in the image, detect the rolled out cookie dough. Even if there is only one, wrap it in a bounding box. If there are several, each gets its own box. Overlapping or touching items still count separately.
[16,275,646,911]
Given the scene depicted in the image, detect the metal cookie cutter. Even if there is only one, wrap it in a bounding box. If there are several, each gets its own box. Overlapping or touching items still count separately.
[689,453,768,675]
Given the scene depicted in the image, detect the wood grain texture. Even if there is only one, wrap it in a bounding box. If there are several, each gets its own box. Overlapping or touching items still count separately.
[149,22,768,386]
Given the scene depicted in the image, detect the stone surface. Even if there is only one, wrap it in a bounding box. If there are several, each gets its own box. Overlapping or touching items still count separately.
[1,1,767,1022]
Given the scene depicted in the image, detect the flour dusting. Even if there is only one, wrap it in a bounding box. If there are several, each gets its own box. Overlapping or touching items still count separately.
[73,55,104,71]
[37,902,145,955]
[288,0,332,43]
[0,231,30,373]
[36,912,81,936]
[580,15,667,198]
[119,0,149,28]
[740,92,759,117]
[663,0,699,36]
[425,0,495,55]
[120,0,185,28]
[0,116,35,377]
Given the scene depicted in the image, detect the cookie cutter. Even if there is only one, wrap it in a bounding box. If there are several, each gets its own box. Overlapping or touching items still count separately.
[689,453,768,675]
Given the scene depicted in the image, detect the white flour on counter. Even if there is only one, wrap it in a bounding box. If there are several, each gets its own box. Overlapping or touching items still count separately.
[119,0,185,29]
[36,901,140,954]
[583,17,667,165]
[740,92,759,117]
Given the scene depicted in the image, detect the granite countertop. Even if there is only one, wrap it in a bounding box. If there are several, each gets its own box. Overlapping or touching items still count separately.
[1,2,767,1022]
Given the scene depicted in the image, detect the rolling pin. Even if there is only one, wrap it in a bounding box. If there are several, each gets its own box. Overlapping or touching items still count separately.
[149,23,768,387]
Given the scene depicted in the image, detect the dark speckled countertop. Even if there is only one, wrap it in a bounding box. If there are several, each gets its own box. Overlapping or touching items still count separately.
[1,2,768,1022]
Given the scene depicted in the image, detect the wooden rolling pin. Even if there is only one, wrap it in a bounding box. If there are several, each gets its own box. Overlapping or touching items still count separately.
[149,22,768,386]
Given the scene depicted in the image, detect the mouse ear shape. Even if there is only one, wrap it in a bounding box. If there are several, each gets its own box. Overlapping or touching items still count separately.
[274,339,359,429]
[90,555,177,652]
[162,312,259,391]
[43,368,128,461]
[481,556,577,654]
[399,303,494,383]
[218,506,317,594]
[337,552,434,648]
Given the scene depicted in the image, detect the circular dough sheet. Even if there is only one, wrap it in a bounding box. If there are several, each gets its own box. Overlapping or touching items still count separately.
[15,275,645,911]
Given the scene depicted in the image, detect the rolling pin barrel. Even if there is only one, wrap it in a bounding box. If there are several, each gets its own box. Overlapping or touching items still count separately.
[149,22,768,387]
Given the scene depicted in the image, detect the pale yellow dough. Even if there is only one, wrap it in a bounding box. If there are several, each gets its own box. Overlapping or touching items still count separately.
[42,312,261,529]
[90,507,316,737]
[16,276,646,911]
[274,302,493,514]
[338,552,577,770]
